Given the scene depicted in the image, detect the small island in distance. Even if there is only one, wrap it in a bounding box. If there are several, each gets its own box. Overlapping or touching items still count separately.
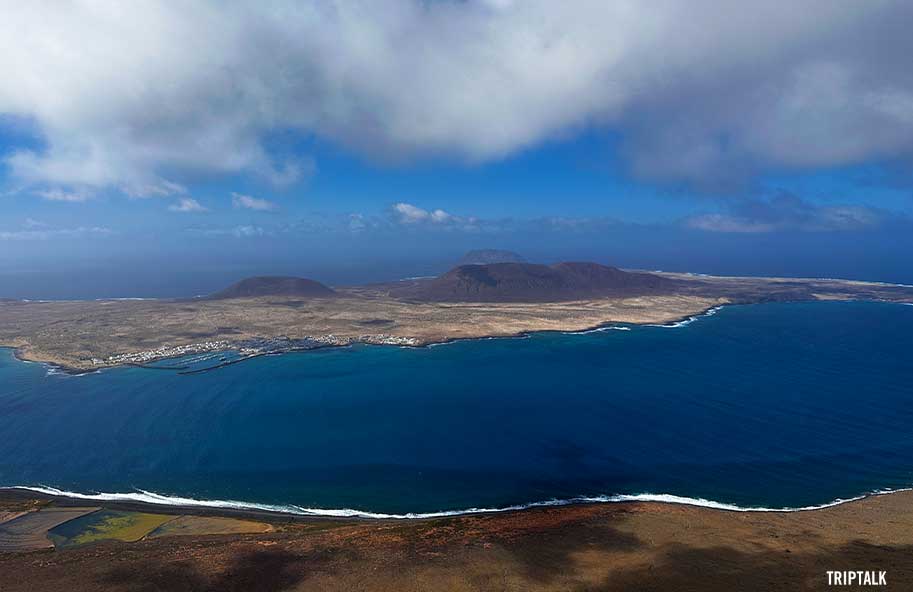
[0,252,911,372]
[455,248,527,266]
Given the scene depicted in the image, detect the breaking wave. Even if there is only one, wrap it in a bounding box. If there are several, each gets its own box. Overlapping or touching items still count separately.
[564,305,726,335]
[44,367,101,378]
[565,325,632,335]
[11,485,909,520]
[648,305,724,328]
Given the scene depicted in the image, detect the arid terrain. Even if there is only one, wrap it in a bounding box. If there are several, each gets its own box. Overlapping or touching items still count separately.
[2,267,912,591]
[2,488,912,591]
[1,268,911,371]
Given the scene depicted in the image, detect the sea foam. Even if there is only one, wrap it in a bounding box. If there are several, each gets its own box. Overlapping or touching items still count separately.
[44,367,101,378]
[12,485,909,520]
[647,305,723,328]
[566,325,632,335]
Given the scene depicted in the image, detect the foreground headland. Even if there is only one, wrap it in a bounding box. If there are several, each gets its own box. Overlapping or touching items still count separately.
[1,264,911,372]
[2,487,912,591]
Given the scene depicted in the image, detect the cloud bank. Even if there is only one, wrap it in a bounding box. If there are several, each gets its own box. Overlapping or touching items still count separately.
[0,223,113,241]
[3,1,913,195]
[189,201,627,239]
[685,193,888,233]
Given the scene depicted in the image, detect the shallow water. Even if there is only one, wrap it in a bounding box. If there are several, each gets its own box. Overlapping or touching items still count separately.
[2,301,912,516]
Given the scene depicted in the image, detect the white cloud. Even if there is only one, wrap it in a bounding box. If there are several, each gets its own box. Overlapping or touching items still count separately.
[391,202,495,232]
[168,197,208,213]
[34,188,91,202]
[392,202,458,225]
[0,225,113,241]
[393,202,432,224]
[232,192,277,211]
[430,209,452,223]
[123,180,187,198]
[232,225,266,238]
[391,202,466,225]
[2,2,913,193]
[686,214,777,234]
[23,217,48,229]
[685,193,887,233]
[187,224,268,238]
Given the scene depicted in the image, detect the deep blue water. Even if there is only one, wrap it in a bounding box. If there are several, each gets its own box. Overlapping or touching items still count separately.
[1,301,912,516]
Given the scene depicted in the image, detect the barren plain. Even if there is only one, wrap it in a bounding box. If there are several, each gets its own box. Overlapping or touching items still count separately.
[0,272,911,371]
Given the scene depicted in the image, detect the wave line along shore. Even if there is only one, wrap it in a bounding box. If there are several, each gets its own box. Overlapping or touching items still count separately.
[8,485,912,521]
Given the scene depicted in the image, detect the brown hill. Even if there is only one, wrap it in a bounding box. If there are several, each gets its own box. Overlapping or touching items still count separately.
[208,276,336,299]
[396,262,677,302]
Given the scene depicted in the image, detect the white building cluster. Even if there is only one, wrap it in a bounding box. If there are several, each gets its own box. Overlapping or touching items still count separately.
[95,340,231,366]
[93,333,421,367]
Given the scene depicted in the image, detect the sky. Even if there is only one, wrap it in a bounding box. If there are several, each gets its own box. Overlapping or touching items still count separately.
[1,1,912,298]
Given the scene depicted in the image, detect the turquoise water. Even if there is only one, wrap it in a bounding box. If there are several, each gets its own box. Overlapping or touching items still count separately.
[1,301,912,516]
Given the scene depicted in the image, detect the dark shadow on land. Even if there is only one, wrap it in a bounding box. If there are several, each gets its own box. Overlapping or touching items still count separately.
[100,547,354,592]
[582,540,910,592]
[3,496,912,592]
[507,518,643,583]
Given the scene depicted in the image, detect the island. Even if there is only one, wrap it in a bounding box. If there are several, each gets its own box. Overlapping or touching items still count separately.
[2,262,912,591]
[1,262,911,372]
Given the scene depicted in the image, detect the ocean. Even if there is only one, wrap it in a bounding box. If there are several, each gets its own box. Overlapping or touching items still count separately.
[1,301,912,517]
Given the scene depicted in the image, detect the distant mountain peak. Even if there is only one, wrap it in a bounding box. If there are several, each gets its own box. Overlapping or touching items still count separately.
[395,261,677,302]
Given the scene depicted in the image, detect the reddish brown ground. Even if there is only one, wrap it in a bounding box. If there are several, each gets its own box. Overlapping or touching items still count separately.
[2,490,913,591]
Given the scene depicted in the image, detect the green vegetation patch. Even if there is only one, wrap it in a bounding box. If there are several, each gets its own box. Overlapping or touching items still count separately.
[148,515,272,538]
[49,510,175,547]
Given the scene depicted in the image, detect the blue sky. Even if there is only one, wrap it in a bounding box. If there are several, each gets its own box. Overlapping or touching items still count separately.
[1,2,912,297]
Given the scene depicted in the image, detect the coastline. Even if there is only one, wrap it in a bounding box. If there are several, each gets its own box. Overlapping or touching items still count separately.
[0,300,731,374]
[5,486,913,590]
[3,300,911,524]
[4,268,913,374]
[4,483,911,522]
[3,297,913,589]
[10,348,102,377]
[10,297,911,374]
